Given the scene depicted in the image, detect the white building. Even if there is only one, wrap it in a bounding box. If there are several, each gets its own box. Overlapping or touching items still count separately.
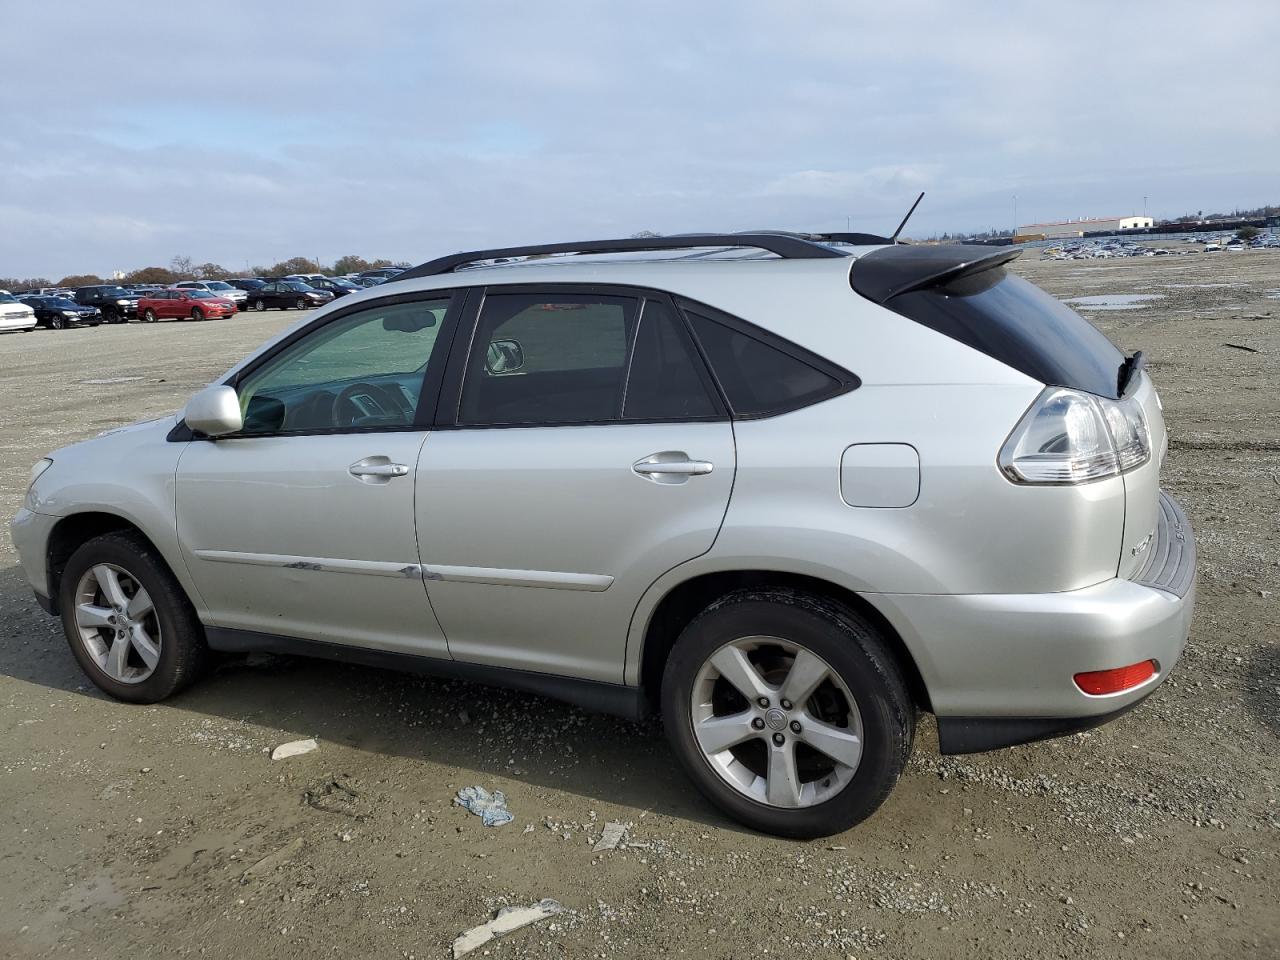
[1018,216,1155,240]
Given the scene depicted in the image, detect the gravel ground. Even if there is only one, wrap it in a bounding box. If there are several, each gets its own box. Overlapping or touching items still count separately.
[0,251,1277,959]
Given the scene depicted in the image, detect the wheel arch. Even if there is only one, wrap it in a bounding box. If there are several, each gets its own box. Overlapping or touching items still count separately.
[635,569,933,714]
[45,512,177,615]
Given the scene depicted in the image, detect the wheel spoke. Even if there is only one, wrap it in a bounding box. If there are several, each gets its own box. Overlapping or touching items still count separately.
[130,625,160,670]
[799,716,862,769]
[765,742,802,807]
[105,630,132,679]
[126,588,154,621]
[94,565,128,609]
[75,603,114,629]
[710,645,771,701]
[694,710,758,755]
[779,648,828,707]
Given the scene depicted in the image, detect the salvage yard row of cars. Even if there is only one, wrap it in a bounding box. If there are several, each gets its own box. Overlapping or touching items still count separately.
[0,267,407,333]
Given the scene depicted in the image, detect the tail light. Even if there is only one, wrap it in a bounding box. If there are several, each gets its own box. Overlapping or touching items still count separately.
[999,380,1150,485]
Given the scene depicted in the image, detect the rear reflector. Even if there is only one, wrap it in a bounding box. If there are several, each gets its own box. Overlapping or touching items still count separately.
[1073,660,1157,696]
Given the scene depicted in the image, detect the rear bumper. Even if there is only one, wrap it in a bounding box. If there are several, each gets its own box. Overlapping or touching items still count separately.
[868,491,1196,750]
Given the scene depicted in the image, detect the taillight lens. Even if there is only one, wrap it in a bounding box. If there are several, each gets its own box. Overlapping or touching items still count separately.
[1074,660,1157,695]
[999,383,1150,484]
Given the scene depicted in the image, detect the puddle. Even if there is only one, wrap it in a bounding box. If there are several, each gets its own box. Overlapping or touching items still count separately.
[1063,294,1165,311]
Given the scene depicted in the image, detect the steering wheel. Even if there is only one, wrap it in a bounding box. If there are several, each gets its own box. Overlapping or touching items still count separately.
[329,382,409,427]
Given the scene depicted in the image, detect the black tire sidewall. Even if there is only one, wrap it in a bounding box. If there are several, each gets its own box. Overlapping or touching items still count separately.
[58,533,205,704]
[192,308,204,321]
[661,591,914,838]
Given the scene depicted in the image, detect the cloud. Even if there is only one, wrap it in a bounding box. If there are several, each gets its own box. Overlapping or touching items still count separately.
[1,1,1278,276]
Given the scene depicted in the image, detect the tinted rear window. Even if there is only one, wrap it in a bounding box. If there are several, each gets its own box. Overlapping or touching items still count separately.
[685,309,849,418]
[883,269,1125,398]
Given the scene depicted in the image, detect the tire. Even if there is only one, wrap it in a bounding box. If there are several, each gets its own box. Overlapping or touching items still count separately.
[191,307,205,321]
[50,315,65,330]
[142,308,157,323]
[58,531,209,704]
[661,589,915,838]
[253,299,266,312]
[295,297,306,310]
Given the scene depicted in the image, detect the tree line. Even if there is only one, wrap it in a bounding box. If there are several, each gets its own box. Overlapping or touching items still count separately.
[2,254,409,292]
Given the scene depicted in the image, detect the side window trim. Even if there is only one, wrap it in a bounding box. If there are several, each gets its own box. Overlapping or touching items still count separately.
[675,296,860,420]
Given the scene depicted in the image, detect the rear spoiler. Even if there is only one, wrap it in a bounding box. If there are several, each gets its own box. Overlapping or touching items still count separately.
[849,244,1022,304]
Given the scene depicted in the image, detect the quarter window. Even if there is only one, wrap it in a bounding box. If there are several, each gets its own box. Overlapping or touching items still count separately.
[685,309,847,418]
[623,299,718,420]
[234,296,452,435]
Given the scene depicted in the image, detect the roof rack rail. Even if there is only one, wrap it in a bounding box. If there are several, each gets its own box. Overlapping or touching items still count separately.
[397,233,846,280]
[735,229,897,246]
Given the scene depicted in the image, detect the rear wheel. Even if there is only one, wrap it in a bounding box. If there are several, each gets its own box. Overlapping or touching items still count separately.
[58,532,209,703]
[142,308,157,323]
[661,590,915,838]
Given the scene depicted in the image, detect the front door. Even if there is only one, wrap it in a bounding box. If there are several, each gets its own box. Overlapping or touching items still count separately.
[176,291,460,657]
[416,287,736,683]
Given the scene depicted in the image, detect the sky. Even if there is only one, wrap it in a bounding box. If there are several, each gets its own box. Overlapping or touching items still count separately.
[2,1,1278,279]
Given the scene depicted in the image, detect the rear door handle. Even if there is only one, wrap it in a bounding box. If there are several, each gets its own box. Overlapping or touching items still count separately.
[632,453,714,484]
[349,457,410,483]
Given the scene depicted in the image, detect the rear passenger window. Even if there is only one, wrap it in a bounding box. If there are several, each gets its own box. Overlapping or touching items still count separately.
[685,309,848,418]
[623,299,718,420]
[459,292,639,425]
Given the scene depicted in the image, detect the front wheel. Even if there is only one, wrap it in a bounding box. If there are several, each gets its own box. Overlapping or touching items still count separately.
[252,299,266,312]
[50,315,65,330]
[142,308,158,323]
[191,307,205,321]
[661,590,915,838]
[58,532,209,703]
[295,297,306,310]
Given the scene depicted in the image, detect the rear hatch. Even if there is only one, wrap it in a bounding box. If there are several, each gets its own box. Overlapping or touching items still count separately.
[850,244,1163,582]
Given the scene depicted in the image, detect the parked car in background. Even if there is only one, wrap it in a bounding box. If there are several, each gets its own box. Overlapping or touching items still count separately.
[0,290,38,333]
[245,280,335,311]
[356,268,404,283]
[73,285,139,323]
[137,288,237,322]
[175,280,248,307]
[19,295,103,330]
[304,277,362,298]
[226,278,267,294]
[345,276,380,288]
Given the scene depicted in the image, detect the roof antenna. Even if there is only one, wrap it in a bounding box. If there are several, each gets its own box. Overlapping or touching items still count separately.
[889,191,925,244]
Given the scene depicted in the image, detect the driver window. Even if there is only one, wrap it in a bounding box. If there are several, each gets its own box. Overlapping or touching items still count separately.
[235,296,452,435]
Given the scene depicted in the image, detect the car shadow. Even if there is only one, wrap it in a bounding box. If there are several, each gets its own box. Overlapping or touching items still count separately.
[0,565,743,833]
[1243,638,1280,738]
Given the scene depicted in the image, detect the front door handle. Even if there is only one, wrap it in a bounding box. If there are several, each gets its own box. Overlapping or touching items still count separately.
[349,456,410,484]
[633,452,714,484]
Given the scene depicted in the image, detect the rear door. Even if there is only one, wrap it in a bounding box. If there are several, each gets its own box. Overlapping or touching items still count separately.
[415,286,736,683]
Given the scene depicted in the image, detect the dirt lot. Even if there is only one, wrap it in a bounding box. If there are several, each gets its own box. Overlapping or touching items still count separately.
[1,252,1277,960]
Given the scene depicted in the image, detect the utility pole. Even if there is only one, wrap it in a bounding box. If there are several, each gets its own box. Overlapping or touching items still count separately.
[1143,196,1148,219]
[1013,195,1018,237]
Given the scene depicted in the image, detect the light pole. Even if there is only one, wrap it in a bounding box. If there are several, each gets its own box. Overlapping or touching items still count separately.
[1013,195,1018,238]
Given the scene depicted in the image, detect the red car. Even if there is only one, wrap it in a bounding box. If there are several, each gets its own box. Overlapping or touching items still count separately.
[137,288,238,322]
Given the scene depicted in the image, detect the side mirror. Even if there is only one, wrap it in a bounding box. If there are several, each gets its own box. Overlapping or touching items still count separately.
[485,338,525,375]
[184,385,243,437]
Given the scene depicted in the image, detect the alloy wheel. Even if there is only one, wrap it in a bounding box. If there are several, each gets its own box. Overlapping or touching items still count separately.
[690,636,863,808]
[295,297,306,310]
[51,316,64,330]
[73,563,162,684]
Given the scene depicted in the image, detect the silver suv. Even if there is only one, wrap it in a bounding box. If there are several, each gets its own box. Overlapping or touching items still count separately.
[11,234,1195,838]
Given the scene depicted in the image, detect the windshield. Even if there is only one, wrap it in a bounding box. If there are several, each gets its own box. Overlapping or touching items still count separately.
[205,281,233,290]
[188,291,218,299]
[283,282,313,291]
[47,298,78,308]
[0,293,18,304]
[98,286,130,297]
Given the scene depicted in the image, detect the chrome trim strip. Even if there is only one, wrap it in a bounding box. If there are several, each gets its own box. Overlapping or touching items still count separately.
[423,564,613,591]
[192,550,422,579]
